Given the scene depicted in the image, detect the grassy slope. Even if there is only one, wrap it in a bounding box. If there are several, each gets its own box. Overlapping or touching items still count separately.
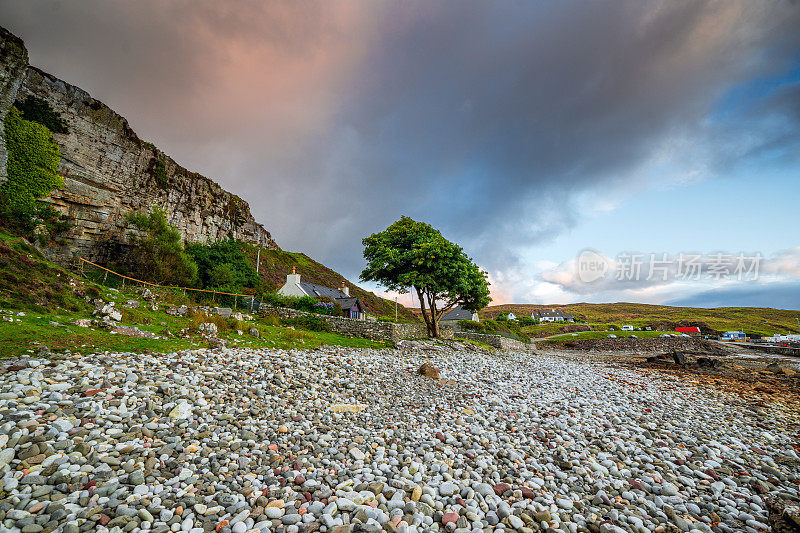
[483,303,800,337]
[543,330,666,344]
[0,232,388,356]
[242,245,418,322]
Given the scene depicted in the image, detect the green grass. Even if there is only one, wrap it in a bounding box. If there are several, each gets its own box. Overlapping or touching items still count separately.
[0,230,92,313]
[0,231,389,356]
[484,302,800,337]
[0,309,387,357]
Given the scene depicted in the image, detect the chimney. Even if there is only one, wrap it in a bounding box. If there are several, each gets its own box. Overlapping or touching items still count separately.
[341,281,349,296]
[287,266,300,285]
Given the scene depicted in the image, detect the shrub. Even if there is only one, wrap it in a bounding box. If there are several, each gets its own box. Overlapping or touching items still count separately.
[259,314,281,327]
[148,153,169,188]
[15,96,69,134]
[518,316,536,326]
[458,319,484,332]
[0,108,64,232]
[282,315,331,332]
[186,239,260,292]
[126,208,198,286]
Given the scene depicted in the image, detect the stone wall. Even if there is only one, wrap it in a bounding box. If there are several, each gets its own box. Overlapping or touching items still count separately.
[455,331,534,352]
[259,305,453,342]
[0,27,278,266]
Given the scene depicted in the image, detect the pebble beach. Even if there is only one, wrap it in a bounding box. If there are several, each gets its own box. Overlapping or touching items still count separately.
[1,344,798,533]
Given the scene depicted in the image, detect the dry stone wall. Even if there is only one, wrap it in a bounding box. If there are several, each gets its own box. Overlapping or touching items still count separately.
[259,304,453,342]
[0,27,278,266]
[455,331,534,352]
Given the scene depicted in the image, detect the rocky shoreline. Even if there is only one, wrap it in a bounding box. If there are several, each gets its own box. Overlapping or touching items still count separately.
[1,343,799,533]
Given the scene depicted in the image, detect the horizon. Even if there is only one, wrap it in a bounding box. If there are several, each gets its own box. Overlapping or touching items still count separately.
[2,1,799,310]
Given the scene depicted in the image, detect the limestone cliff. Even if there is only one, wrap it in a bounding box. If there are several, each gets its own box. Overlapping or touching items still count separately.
[0,27,278,266]
[0,27,28,183]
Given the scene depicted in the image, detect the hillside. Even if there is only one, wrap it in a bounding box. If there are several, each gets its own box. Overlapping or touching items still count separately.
[482,302,800,337]
[0,230,389,356]
[241,245,418,322]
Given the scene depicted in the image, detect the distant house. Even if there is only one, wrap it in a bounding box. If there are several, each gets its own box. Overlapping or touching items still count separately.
[440,305,480,328]
[621,325,634,331]
[507,312,518,321]
[720,331,746,341]
[676,326,701,335]
[532,309,575,323]
[277,268,365,319]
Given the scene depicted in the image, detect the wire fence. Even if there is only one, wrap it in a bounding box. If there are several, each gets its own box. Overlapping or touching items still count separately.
[77,257,261,312]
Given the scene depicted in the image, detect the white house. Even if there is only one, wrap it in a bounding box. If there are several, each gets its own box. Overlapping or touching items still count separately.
[277,268,365,319]
[532,309,575,322]
[507,312,518,321]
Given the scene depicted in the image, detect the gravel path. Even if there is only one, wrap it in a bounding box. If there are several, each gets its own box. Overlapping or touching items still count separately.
[1,344,798,533]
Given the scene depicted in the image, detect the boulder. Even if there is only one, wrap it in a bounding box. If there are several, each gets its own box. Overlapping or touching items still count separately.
[696,357,722,369]
[249,327,260,338]
[198,322,218,336]
[767,495,800,533]
[418,362,440,379]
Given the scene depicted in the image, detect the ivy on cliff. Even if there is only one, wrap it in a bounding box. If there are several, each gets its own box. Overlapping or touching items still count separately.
[0,107,66,238]
[148,151,169,188]
[15,96,69,134]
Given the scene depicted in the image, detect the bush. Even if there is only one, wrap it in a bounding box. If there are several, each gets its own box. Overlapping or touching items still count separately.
[282,315,331,332]
[126,208,198,286]
[518,316,536,326]
[148,153,169,188]
[186,239,260,293]
[15,96,69,134]
[0,107,64,233]
[458,319,483,331]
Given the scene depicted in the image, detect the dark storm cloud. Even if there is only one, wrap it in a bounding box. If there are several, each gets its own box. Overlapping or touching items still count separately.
[668,282,800,311]
[2,0,800,286]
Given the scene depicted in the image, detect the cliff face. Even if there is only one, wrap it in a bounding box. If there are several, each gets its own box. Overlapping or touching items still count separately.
[0,27,28,182]
[0,27,278,266]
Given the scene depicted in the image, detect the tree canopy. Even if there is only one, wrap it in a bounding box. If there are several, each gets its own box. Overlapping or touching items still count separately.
[360,216,491,337]
[185,239,260,293]
[125,208,198,286]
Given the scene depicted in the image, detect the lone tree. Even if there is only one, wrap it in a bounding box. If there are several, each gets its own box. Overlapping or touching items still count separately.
[360,216,491,337]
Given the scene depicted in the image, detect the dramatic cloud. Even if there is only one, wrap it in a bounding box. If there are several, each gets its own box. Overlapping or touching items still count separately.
[2,0,799,305]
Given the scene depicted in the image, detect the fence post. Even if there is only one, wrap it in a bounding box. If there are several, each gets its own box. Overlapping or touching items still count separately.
[121,277,125,290]
[103,270,108,284]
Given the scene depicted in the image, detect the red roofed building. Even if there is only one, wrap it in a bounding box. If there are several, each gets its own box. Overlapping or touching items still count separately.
[676,326,700,335]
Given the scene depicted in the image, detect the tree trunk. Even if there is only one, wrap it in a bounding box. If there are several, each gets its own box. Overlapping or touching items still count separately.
[416,286,434,337]
[429,291,440,338]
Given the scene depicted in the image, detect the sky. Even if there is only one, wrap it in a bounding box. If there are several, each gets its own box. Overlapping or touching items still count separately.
[2,0,800,309]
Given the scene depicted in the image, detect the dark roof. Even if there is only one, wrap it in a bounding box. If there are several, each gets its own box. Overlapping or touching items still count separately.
[299,281,361,311]
[335,297,361,311]
[442,305,476,321]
